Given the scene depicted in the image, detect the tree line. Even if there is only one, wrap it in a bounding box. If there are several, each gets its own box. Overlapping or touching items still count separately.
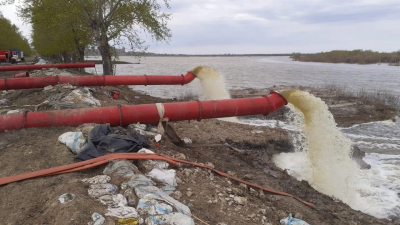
[0,13,32,55]
[291,50,400,65]
[4,0,171,75]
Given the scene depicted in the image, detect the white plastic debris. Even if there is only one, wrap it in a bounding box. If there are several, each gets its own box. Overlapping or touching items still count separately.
[183,137,192,144]
[135,186,191,216]
[88,213,105,225]
[137,195,173,216]
[147,169,177,187]
[121,174,154,190]
[0,99,10,106]
[58,132,87,154]
[2,90,15,95]
[155,134,162,143]
[105,206,138,219]
[280,214,310,225]
[62,88,101,107]
[81,175,111,184]
[88,183,118,198]
[130,123,158,136]
[36,57,47,65]
[58,193,76,204]
[99,194,127,207]
[103,160,138,180]
[137,149,169,172]
[6,109,22,114]
[145,213,195,225]
[251,130,264,134]
[43,85,53,91]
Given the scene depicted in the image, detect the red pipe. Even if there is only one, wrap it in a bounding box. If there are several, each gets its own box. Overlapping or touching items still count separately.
[14,72,29,78]
[0,62,95,72]
[0,92,287,133]
[0,72,196,90]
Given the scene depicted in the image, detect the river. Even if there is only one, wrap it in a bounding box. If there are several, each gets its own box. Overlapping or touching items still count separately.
[86,56,400,219]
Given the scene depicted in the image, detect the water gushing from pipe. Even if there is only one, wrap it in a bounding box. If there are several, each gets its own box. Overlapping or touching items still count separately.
[273,90,400,218]
[190,66,238,122]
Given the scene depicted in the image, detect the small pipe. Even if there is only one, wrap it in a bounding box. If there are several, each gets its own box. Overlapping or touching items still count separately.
[0,62,95,72]
[0,72,196,90]
[0,92,287,133]
[14,72,29,78]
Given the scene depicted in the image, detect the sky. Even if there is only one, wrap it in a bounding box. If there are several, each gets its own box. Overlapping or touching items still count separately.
[1,0,400,54]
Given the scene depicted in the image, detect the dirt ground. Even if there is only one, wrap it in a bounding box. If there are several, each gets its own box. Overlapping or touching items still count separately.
[0,57,399,225]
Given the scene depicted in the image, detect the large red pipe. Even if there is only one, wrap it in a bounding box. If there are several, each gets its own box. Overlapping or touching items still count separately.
[0,92,287,133]
[0,62,95,72]
[0,72,196,90]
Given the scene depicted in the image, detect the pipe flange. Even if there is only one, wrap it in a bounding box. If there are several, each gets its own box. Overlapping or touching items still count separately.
[22,110,29,129]
[102,75,106,86]
[262,95,272,116]
[181,74,185,86]
[4,78,9,91]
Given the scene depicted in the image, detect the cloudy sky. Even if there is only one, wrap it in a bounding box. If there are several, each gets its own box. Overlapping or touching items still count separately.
[1,0,400,54]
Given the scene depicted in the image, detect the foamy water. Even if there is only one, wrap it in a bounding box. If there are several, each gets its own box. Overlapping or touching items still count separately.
[189,66,238,122]
[190,66,231,101]
[272,91,400,219]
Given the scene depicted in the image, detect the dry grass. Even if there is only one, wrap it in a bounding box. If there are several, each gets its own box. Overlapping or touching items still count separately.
[322,83,400,109]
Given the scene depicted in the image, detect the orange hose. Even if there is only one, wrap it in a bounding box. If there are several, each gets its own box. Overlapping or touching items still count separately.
[0,153,314,208]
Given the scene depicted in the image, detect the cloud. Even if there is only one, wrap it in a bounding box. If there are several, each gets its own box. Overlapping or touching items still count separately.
[2,0,400,54]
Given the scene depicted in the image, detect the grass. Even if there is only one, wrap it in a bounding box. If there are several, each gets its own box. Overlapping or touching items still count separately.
[322,83,400,109]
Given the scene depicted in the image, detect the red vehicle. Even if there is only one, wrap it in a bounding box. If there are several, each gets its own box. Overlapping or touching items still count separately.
[0,49,24,64]
[0,50,9,63]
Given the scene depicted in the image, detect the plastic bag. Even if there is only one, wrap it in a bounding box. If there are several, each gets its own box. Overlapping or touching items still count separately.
[88,213,105,225]
[147,168,177,187]
[121,174,154,190]
[58,132,86,154]
[145,213,194,225]
[135,186,191,216]
[137,149,169,172]
[280,214,310,225]
[137,195,173,216]
[88,183,118,198]
[103,160,139,180]
[81,175,111,184]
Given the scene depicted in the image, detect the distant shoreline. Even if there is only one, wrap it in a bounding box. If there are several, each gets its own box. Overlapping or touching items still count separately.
[291,50,400,66]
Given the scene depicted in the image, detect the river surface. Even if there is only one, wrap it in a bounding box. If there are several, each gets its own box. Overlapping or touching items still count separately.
[86,56,400,219]
[86,56,400,99]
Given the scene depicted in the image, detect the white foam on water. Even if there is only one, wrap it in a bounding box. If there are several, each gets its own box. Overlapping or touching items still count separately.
[238,118,299,131]
[271,90,400,219]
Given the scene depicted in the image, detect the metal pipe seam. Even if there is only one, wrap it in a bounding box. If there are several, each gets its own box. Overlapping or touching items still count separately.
[0,92,287,133]
[0,62,96,72]
[0,72,196,90]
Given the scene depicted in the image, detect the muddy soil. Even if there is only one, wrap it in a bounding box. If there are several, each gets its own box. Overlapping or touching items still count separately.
[0,57,399,224]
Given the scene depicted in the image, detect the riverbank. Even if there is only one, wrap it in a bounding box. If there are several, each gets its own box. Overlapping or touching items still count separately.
[0,62,399,224]
[291,50,400,66]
